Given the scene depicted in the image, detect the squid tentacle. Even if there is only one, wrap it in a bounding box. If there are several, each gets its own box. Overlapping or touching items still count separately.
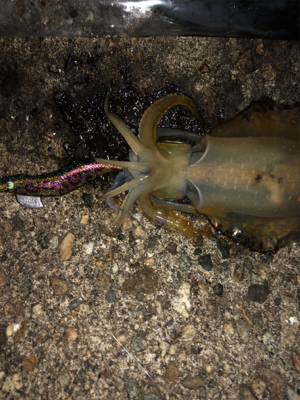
[105,170,132,211]
[101,92,210,238]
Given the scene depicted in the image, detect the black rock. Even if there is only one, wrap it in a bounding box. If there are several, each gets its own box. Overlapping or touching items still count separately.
[248,280,269,303]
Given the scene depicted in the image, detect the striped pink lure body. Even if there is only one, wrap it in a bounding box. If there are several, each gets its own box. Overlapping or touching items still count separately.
[0,158,122,196]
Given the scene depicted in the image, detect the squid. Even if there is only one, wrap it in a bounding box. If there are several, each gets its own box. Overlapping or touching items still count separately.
[0,92,299,253]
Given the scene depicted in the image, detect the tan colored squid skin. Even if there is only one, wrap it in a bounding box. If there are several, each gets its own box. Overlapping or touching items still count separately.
[96,93,300,253]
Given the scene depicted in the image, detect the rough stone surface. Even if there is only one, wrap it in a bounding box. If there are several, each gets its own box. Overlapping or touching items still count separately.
[259,367,287,400]
[0,36,299,400]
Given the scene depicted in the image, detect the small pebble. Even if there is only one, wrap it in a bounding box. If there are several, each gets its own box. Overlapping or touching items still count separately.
[3,302,15,316]
[243,258,253,272]
[222,360,236,375]
[131,335,144,352]
[179,350,186,359]
[95,275,112,293]
[111,263,118,274]
[136,292,144,301]
[50,275,68,295]
[144,258,154,266]
[80,214,90,225]
[160,341,169,357]
[262,65,276,81]
[239,385,257,400]
[181,325,196,342]
[58,367,71,388]
[225,84,243,107]
[254,39,264,55]
[252,312,264,328]
[236,49,254,73]
[96,260,107,270]
[287,387,300,400]
[68,297,84,310]
[21,277,32,294]
[166,273,173,284]
[178,255,192,271]
[0,270,10,286]
[8,203,20,212]
[224,321,235,336]
[32,304,46,318]
[259,367,286,399]
[83,242,94,254]
[44,128,57,138]
[274,296,281,306]
[233,263,245,283]
[121,268,157,295]
[198,283,209,294]
[181,374,206,389]
[134,225,144,236]
[66,329,77,343]
[49,236,59,249]
[199,63,211,73]
[122,215,133,230]
[1,376,13,393]
[37,234,49,250]
[280,312,299,348]
[205,364,212,374]
[59,233,75,261]
[217,238,230,258]
[124,379,139,399]
[212,283,223,296]
[265,307,276,322]
[12,372,23,389]
[85,350,93,359]
[198,254,213,271]
[6,323,21,338]
[164,364,180,384]
[193,247,202,256]
[171,282,191,318]
[252,378,266,398]
[82,193,94,208]
[169,344,177,355]
[24,355,37,371]
[262,332,275,355]
[292,354,300,372]
[166,242,177,254]
[115,334,126,347]
[106,253,114,261]
[248,280,269,303]
[236,318,250,344]
[14,325,27,343]
[84,380,92,392]
[256,269,267,280]
[106,290,116,303]
[78,303,90,316]
[192,234,203,247]
[289,274,297,285]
